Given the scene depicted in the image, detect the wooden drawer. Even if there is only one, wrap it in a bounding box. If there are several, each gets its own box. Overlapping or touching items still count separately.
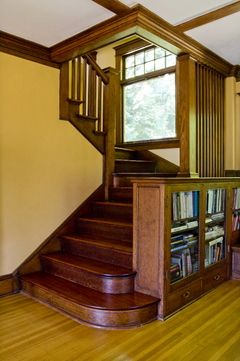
[203,264,228,293]
[166,279,202,316]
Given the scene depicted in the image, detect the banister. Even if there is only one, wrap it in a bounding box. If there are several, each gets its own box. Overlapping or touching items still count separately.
[83,54,109,85]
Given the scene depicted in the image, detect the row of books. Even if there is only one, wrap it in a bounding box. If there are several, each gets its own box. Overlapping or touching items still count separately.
[172,191,199,221]
[171,220,198,233]
[171,248,199,282]
[232,210,240,231]
[206,188,225,215]
[205,225,224,241]
[171,233,198,252]
[205,236,224,266]
[233,188,240,210]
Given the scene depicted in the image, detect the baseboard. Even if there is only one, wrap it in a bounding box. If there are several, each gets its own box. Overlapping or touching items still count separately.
[0,274,19,297]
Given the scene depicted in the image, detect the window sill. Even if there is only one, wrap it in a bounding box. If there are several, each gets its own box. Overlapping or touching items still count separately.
[116,138,180,150]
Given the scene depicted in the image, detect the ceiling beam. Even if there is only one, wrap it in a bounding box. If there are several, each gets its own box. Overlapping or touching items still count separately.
[175,1,240,32]
[92,0,131,16]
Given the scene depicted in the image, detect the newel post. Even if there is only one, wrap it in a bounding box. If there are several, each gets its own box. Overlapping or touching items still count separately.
[176,54,198,177]
[103,67,120,200]
[59,61,70,120]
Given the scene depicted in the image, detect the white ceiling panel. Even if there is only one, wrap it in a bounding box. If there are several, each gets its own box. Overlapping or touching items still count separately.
[186,12,240,65]
[120,0,237,24]
[0,0,114,46]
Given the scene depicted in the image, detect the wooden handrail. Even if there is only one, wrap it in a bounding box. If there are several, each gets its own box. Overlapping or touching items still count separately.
[83,54,109,85]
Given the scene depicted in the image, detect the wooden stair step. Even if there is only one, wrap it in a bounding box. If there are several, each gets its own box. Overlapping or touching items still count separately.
[77,217,132,242]
[113,173,176,187]
[115,159,156,173]
[115,147,138,160]
[91,201,132,221]
[21,272,159,328]
[109,187,133,202]
[61,235,132,268]
[41,252,135,294]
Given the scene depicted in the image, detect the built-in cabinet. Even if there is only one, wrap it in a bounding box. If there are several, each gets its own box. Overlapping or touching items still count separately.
[133,178,240,319]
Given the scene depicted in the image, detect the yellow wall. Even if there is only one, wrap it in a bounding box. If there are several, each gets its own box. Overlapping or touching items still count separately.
[0,53,102,275]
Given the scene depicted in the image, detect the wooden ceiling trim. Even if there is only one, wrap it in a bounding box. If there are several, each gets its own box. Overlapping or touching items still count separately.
[92,0,131,16]
[50,5,232,75]
[175,1,240,32]
[0,31,59,68]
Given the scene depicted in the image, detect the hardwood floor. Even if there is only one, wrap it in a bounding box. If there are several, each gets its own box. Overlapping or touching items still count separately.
[1,280,240,361]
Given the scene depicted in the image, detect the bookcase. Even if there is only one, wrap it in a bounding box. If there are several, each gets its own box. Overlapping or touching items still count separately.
[133,178,240,319]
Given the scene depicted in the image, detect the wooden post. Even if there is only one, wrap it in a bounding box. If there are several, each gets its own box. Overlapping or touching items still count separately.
[103,67,120,200]
[59,61,70,120]
[176,54,198,177]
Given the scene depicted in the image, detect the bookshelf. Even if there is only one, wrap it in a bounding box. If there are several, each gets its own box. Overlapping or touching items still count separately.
[133,178,240,319]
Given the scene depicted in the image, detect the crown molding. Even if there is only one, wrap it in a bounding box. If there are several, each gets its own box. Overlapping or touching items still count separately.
[0,31,59,68]
[175,1,240,33]
[49,5,232,75]
[92,0,131,16]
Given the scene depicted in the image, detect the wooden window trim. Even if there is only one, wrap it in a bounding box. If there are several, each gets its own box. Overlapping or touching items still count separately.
[115,39,178,148]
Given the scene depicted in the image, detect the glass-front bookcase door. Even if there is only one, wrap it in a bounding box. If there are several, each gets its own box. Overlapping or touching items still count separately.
[232,188,240,232]
[205,188,226,267]
[170,190,200,284]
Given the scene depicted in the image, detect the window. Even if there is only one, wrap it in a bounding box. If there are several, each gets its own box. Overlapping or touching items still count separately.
[122,46,176,143]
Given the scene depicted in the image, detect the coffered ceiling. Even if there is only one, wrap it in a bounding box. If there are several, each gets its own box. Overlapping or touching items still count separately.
[0,0,239,65]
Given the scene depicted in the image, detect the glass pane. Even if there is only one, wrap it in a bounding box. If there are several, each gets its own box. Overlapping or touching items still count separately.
[123,73,176,142]
[125,55,134,68]
[125,67,135,79]
[145,61,155,73]
[145,49,154,62]
[166,54,176,67]
[155,58,165,70]
[205,189,226,267]
[155,47,165,59]
[135,64,144,76]
[232,188,240,231]
[135,52,144,65]
[170,191,200,283]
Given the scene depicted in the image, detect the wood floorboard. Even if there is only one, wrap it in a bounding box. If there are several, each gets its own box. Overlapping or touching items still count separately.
[1,280,240,361]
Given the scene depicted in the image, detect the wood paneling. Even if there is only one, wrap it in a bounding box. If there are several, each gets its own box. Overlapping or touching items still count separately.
[176,1,240,32]
[0,31,59,68]
[196,63,225,177]
[92,0,131,16]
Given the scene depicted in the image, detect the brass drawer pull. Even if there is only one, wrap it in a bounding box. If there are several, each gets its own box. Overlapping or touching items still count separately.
[183,291,190,298]
[214,274,220,281]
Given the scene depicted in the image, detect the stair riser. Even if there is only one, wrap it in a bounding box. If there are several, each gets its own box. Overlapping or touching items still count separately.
[109,188,133,202]
[113,176,133,187]
[61,239,132,268]
[41,258,134,294]
[78,221,132,243]
[92,204,132,222]
[115,161,155,173]
[21,280,158,328]
[115,149,138,160]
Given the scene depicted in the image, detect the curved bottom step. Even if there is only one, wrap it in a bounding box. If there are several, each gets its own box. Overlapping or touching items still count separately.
[21,272,159,329]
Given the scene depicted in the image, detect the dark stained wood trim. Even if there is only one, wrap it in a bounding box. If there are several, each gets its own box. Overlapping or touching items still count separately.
[50,5,232,75]
[0,31,59,68]
[175,1,240,33]
[116,139,180,150]
[92,0,131,16]
[0,274,19,296]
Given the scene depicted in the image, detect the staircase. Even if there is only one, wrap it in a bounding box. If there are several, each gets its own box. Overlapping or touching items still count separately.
[19,53,179,328]
[20,148,163,328]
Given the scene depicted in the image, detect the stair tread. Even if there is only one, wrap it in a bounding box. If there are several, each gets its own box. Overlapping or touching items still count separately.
[93,201,132,207]
[79,216,132,227]
[115,159,154,163]
[22,272,159,310]
[42,252,134,277]
[62,234,132,253]
[113,172,176,176]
